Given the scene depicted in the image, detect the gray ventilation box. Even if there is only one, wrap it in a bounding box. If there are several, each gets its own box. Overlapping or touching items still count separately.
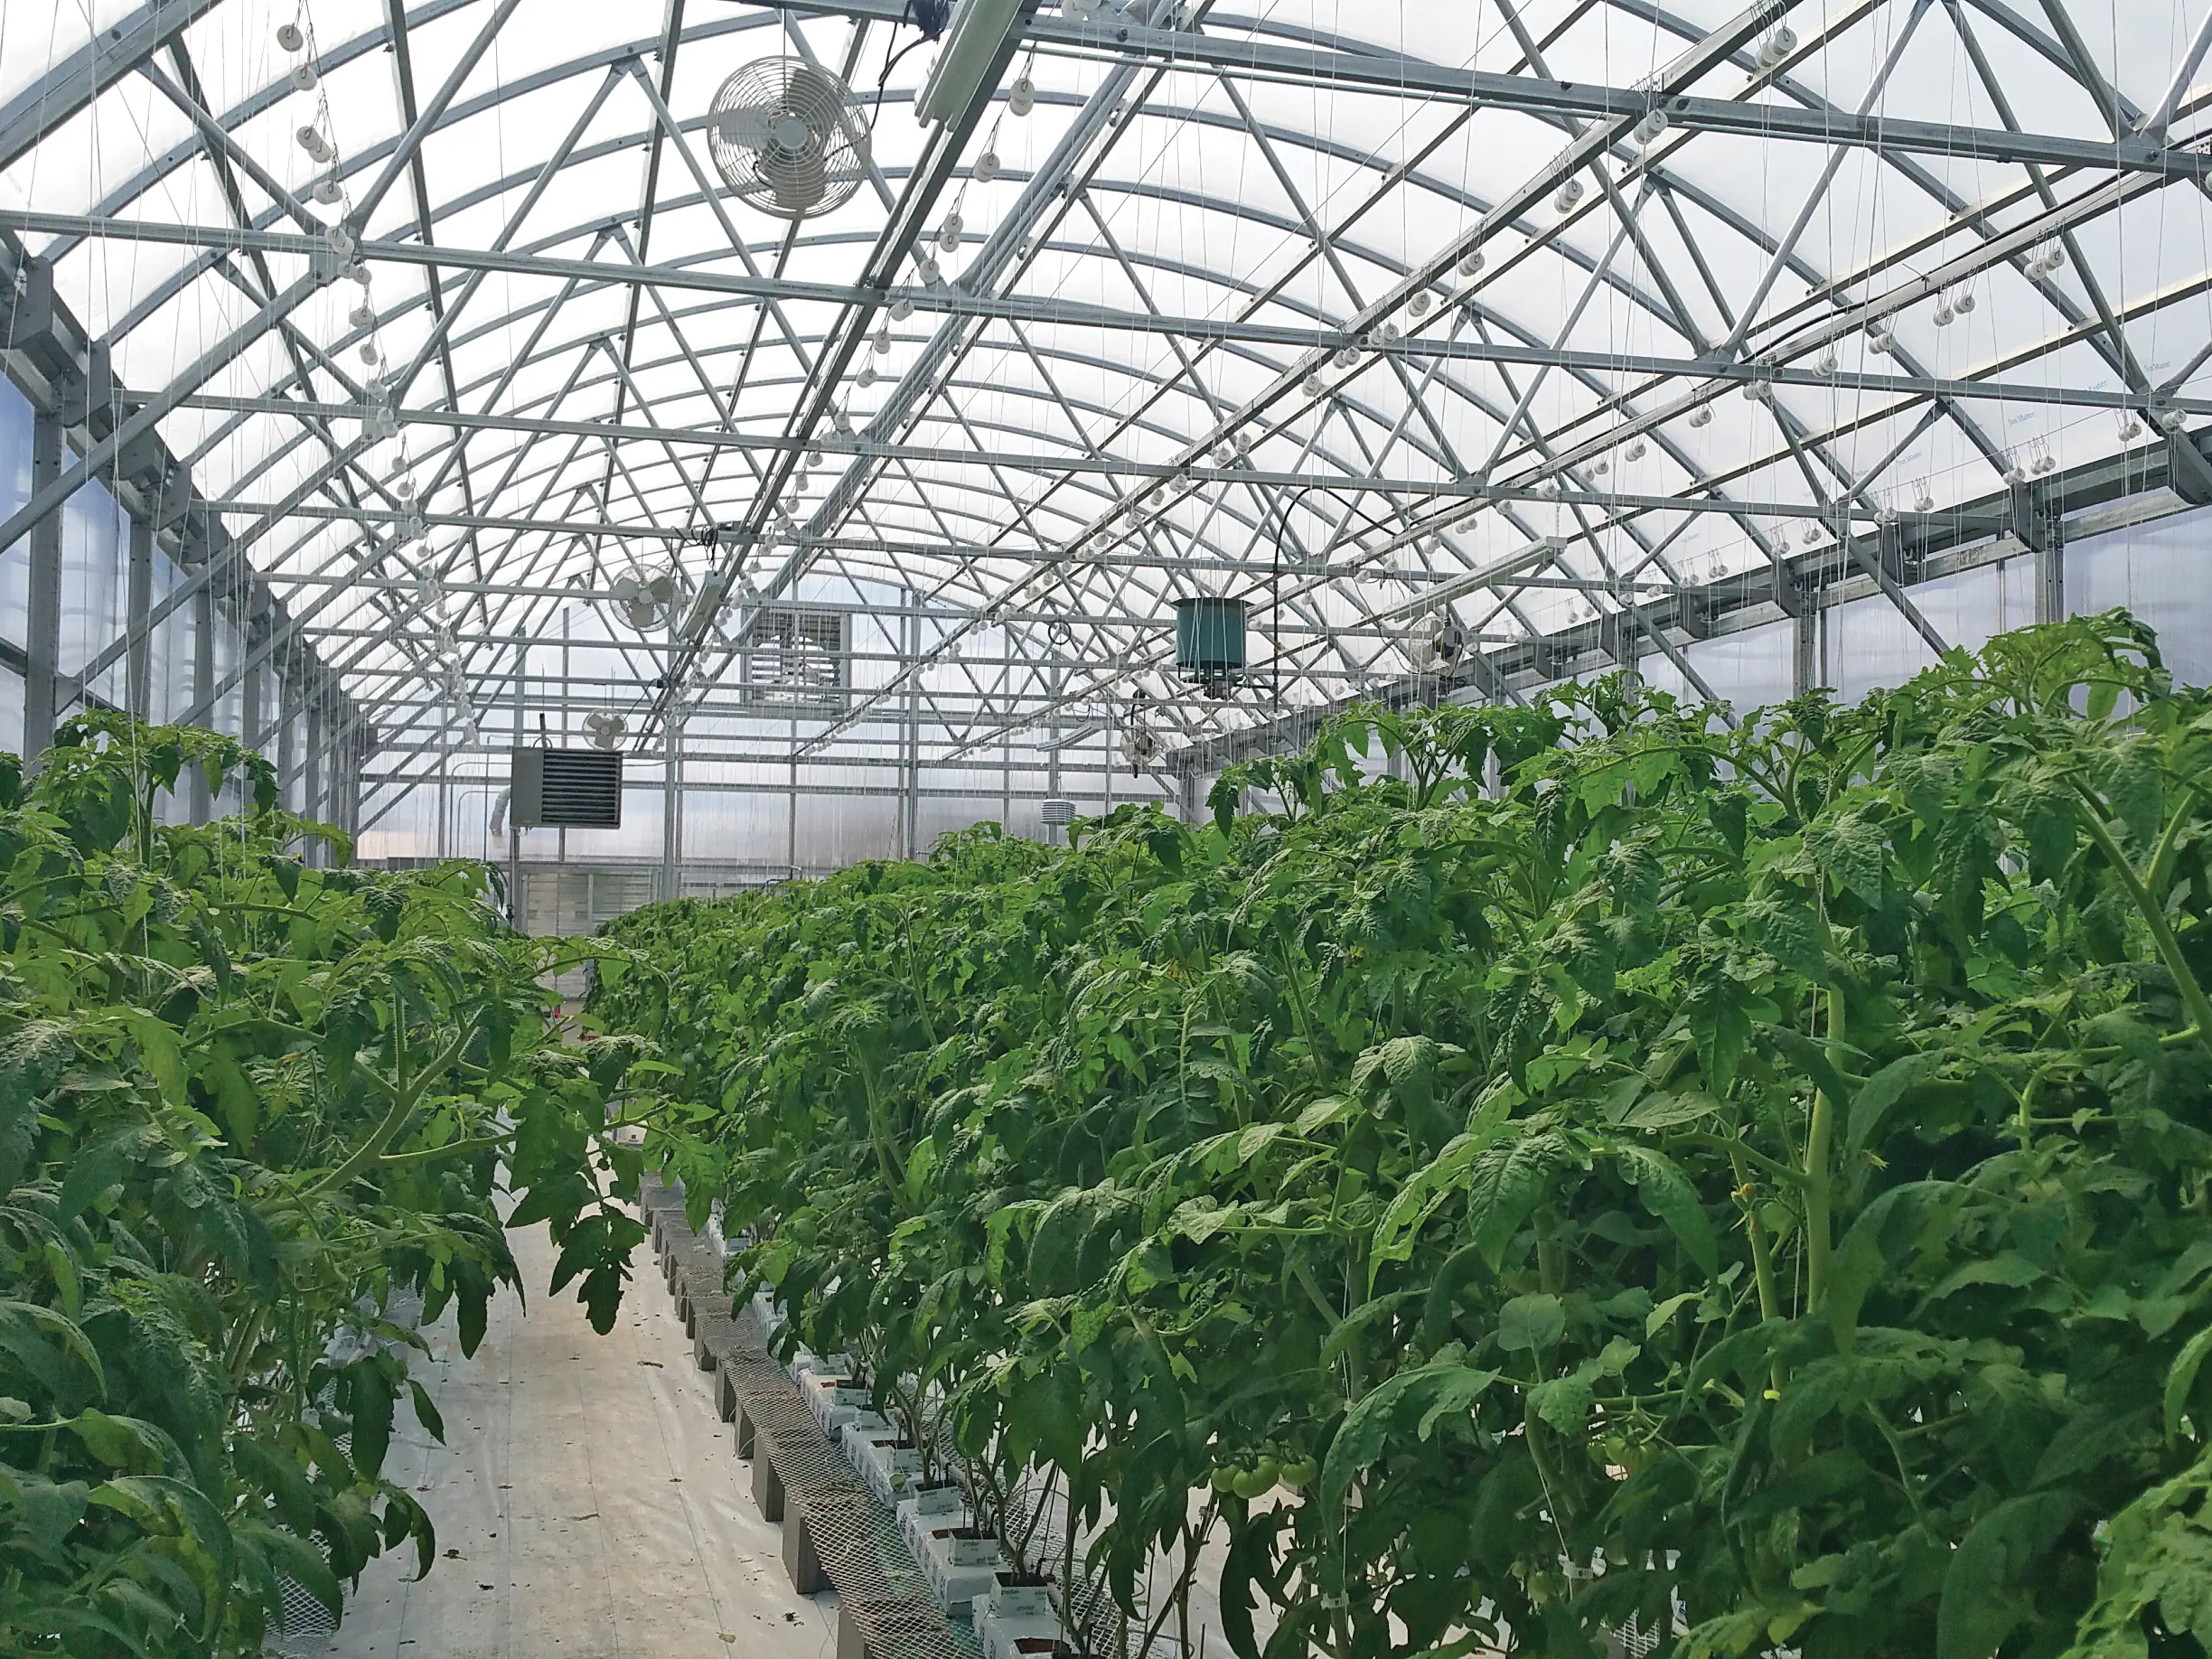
[511,747,623,829]
[1040,798,1076,827]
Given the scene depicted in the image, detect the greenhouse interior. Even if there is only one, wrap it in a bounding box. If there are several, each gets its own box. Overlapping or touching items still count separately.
[7,0,2212,1655]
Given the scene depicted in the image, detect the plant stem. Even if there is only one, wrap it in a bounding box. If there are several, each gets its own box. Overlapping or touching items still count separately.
[1803,989,1841,1319]
[2075,788,2212,1056]
[1682,1133,1811,1188]
[314,1021,477,1195]
[1729,1150,1786,1398]
[376,1132,510,1168]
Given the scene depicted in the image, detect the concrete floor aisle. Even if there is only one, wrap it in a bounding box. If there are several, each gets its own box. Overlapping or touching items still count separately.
[323,1218,836,1659]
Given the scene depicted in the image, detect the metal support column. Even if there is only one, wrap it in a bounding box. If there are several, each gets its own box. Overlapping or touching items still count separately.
[190,579,214,821]
[509,634,524,926]
[125,513,154,720]
[560,606,571,870]
[328,728,346,842]
[2033,516,2066,625]
[903,591,920,859]
[340,726,358,840]
[276,661,295,812]
[303,694,323,846]
[1792,595,1817,697]
[24,410,62,759]
[1046,657,1064,845]
[661,660,682,903]
[241,630,262,761]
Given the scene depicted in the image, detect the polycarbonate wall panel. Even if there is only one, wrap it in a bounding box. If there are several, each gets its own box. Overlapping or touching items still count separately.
[148,568,193,726]
[0,665,21,756]
[0,380,33,651]
[2067,506,2212,689]
[60,478,125,689]
[1638,624,1798,717]
[679,788,793,866]
[0,373,237,736]
[211,610,242,738]
[1683,625,1798,716]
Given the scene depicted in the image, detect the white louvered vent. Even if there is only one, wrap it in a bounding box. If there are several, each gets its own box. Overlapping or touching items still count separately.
[742,606,848,709]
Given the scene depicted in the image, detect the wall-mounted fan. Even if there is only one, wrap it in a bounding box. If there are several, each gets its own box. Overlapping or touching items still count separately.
[708,58,867,220]
[583,710,628,752]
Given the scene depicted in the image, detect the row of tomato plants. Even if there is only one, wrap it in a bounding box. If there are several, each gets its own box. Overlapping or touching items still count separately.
[593,614,2212,1659]
[1,713,657,1657]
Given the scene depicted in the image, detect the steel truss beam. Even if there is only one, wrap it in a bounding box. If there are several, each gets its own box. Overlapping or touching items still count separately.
[792,2,1844,752]
[15,214,2199,426]
[12,0,2203,792]
[683,0,2212,175]
[0,0,227,174]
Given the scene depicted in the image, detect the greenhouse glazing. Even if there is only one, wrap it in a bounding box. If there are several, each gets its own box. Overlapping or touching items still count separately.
[0,0,2209,885]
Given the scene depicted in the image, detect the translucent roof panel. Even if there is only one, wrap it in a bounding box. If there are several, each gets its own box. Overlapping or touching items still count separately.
[3,0,2210,768]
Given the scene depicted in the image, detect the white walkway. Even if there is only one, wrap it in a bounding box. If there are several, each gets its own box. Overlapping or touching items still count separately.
[324,1218,836,1659]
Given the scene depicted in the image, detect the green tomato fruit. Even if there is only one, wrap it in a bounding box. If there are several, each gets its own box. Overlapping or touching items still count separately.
[1232,1456,1280,1498]
[1278,1457,1318,1489]
[1210,1465,1240,1494]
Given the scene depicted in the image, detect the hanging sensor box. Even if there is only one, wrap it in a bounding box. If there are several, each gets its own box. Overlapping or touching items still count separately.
[511,748,623,830]
[1174,596,1248,684]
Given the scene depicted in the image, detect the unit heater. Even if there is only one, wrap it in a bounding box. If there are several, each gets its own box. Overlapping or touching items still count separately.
[511,747,623,829]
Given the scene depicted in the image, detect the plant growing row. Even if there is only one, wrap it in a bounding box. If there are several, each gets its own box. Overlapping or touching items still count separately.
[1,714,655,1657]
[593,615,2212,1659]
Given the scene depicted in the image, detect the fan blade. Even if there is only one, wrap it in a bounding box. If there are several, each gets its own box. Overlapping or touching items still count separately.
[764,154,828,212]
[783,65,848,125]
[717,105,778,151]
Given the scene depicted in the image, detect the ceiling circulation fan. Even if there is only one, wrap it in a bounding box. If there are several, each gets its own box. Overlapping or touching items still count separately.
[608,571,682,633]
[708,57,867,220]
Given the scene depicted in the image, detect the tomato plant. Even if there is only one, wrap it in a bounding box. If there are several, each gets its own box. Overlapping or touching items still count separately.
[595,614,2212,1659]
[2,713,653,1656]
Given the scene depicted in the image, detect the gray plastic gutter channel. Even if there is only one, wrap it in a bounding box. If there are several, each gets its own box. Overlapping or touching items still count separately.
[638,1173,982,1659]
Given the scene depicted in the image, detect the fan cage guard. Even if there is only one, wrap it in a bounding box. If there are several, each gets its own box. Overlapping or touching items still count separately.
[708,57,867,221]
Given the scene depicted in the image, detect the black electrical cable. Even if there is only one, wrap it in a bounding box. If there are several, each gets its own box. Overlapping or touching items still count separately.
[871,0,954,123]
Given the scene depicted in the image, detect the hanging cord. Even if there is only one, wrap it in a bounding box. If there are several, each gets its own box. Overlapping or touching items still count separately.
[872,0,953,124]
